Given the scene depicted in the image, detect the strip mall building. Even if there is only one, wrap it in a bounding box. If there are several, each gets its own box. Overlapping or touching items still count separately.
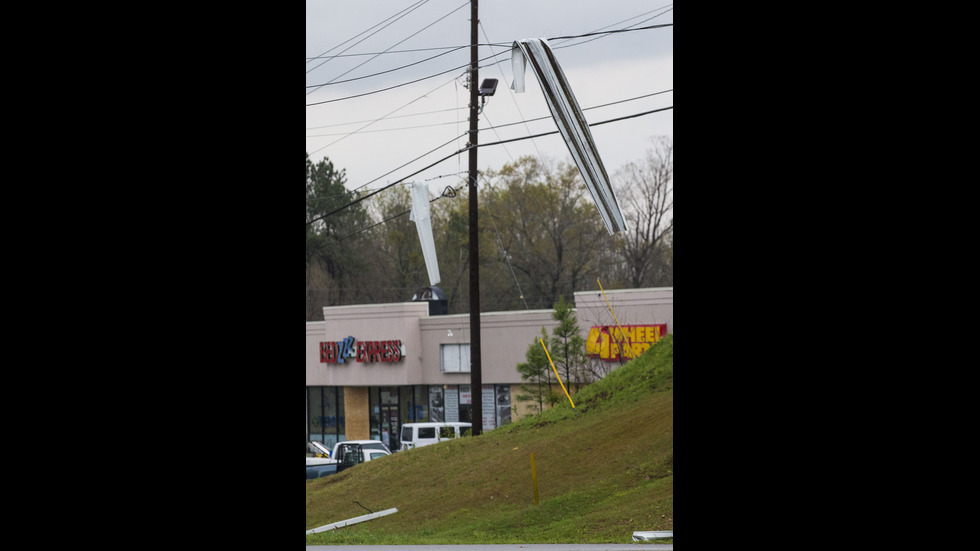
[306,287,673,451]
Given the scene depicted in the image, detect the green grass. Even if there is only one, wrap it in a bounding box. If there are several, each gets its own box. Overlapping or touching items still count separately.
[306,334,673,545]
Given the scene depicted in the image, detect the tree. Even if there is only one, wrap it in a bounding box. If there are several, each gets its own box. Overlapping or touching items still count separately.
[368,186,429,303]
[612,137,673,288]
[306,153,369,319]
[549,295,587,392]
[482,156,620,310]
[516,327,555,414]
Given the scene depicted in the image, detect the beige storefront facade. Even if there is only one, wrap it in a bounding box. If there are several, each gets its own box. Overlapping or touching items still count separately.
[306,287,673,451]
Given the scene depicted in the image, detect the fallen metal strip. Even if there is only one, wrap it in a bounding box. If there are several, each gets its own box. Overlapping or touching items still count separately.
[633,530,673,541]
[305,507,399,535]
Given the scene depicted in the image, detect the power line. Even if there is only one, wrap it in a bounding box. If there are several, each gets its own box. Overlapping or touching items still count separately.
[308,1,469,96]
[306,0,430,73]
[337,181,463,240]
[305,23,672,107]
[307,46,467,88]
[307,144,465,226]
[307,106,466,131]
[478,90,672,134]
[305,7,672,61]
[308,119,461,138]
[306,49,509,106]
[480,20,542,161]
[475,106,673,150]
[307,105,673,226]
[308,78,460,157]
[306,42,509,60]
[552,6,673,50]
[351,131,467,194]
[547,23,672,42]
[308,88,671,140]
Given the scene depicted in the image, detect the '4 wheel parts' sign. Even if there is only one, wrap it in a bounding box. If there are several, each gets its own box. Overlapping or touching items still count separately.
[586,324,666,361]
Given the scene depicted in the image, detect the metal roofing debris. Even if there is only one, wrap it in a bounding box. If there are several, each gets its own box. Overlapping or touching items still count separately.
[633,530,673,541]
[409,181,441,285]
[306,507,399,535]
[511,38,629,235]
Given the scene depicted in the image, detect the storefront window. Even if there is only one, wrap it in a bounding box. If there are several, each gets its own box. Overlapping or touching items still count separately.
[322,387,338,448]
[400,388,411,426]
[308,387,323,444]
[369,387,380,440]
[307,387,345,448]
[406,385,428,422]
[441,344,471,373]
[381,387,398,406]
[496,385,512,427]
[459,384,472,423]
[443,385,459,422]
[429,386,445,422]
[336,388,345,443]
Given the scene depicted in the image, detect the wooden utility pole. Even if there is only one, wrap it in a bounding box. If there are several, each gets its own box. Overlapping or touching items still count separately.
[467,0,483,436]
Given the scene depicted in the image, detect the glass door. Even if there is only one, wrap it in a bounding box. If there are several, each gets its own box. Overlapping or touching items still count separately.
[379,386,400,451]
[381,405,400,451]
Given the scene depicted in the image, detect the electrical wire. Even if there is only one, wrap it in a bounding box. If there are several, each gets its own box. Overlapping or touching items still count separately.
[305,23,671,107]
[307,10,673,231]
[306,6,671,60]
[307,0,430,73]
[308,88,671,140]
[337,180,463,240]
[308,119,461,138]
[480,21,542,161]
[308,78,460,157]
[306,42,510,60]
[479,90,672,133]
[306,49,510,106]
[307,106,466,131]
[308,1,469,95]
[475,106,673,150]
[307,105,672,226]
[552,5,673,50]
[307,46,467,88]
[479,172,529,310]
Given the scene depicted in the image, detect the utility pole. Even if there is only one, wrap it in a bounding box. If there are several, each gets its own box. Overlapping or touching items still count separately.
[467,0,483,436]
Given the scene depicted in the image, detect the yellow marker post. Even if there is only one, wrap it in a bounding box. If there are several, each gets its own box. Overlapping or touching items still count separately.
[539,338,575,409]
[530,452,540,505]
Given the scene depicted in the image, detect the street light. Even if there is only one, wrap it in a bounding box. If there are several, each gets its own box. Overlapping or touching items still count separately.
[478,78,498,96]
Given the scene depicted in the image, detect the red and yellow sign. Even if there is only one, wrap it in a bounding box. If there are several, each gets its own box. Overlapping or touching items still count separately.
[585,324,667,361]
[320,336,404,364]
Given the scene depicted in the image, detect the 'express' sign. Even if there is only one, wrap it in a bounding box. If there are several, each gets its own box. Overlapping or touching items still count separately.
[585,324,666,361]
[320,336,405,364]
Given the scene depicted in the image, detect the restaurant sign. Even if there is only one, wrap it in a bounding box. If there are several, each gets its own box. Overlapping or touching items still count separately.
[585,324,667,361]
[320,336,405,364]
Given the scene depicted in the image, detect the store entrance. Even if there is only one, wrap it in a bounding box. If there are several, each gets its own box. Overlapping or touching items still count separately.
[380,405,400,451]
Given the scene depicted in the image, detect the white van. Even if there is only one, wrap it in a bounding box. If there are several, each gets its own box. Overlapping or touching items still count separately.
[400,422,472,451]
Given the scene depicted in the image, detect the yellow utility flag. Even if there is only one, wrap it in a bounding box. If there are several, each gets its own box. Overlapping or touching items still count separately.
[539,338,575,409]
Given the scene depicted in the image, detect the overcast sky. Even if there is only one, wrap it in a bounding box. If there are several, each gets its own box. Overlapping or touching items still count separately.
[306,0,673,197]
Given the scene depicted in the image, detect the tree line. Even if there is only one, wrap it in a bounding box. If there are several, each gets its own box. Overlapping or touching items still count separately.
[306,136,673,322]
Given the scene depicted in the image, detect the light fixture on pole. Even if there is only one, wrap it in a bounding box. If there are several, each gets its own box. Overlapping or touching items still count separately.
[478,78,497,112]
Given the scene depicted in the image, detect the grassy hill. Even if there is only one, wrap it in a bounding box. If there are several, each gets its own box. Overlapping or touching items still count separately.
[305,334,673,545]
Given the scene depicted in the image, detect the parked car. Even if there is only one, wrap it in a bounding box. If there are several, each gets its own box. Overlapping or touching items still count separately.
[399,422,471,451]
[306,440,391,480]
